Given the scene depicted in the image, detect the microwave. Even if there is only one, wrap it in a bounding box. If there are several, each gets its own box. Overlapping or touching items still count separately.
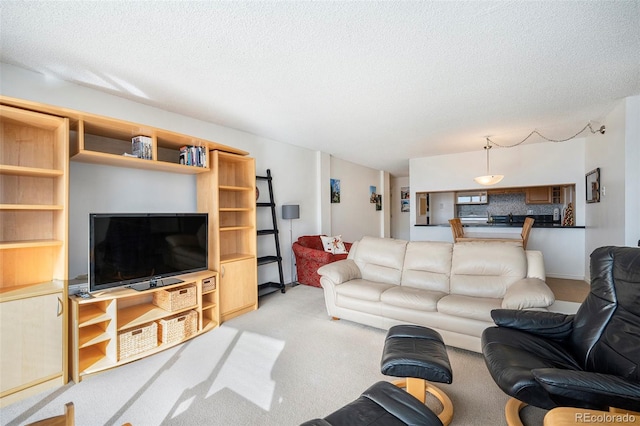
[456,191,488,204]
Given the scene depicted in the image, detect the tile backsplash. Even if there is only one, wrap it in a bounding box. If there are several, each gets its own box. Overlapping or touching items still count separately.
[458,192,564,217]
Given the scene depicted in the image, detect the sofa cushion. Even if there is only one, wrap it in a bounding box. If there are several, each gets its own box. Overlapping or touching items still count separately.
[450,241,527,298]
[381,286,446,312]
[335,279,395,302]
[353,237,408,285]
[401,241,452,293]
[437,294,502,322]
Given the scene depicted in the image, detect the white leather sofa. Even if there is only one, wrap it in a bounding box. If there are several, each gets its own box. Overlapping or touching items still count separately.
[317,236,554,353]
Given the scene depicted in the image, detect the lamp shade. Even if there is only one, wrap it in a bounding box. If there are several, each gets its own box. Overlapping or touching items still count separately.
[474,174,504,185]
[282,204,300,220]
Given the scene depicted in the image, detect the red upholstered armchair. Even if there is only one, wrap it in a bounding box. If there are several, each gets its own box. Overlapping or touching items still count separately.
[292,235,352,288]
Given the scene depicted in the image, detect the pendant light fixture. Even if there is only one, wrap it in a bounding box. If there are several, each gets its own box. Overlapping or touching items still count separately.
[474,138,504,185]
[472,123,606,185]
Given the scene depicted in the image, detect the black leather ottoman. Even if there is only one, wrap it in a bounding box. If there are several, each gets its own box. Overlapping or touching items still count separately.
[300,381,443,426]
[381,325,454,425]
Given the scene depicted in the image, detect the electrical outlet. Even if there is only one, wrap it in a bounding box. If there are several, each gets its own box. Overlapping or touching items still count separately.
[601,186,606,196]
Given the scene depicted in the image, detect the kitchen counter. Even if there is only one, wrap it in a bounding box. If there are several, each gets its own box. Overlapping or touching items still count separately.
[411,218,586,281]
[415,223,585,228]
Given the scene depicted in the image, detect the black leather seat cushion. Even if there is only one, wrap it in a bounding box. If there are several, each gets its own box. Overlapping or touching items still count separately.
[300,381,443,426]
[482,326,584,409]
[381,325,452,384]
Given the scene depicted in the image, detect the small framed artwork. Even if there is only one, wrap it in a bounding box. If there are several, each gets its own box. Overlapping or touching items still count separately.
[331,178,341,203]
[401,186,409,212]
[370,186,377,203]
[585,168,600,203]
[375,194,382,211]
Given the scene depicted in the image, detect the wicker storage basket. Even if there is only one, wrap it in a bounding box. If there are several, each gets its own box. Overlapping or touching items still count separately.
[152,285,197,311]
[202,276,216,293]
[158,310,198,344]
[118,322,158,360]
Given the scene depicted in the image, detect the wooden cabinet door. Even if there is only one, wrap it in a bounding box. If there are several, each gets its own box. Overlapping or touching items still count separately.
[525,187,552,204]
[0,293,63,394]
[219,258,257,321]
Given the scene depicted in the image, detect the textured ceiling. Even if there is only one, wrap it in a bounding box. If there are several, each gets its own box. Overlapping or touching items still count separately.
[1,1,639,176]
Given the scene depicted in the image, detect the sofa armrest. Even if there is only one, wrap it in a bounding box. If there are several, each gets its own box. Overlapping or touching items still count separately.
[525,250,546,280]
[491,309,575,340]
[317,259,361,285]
[533,369,640,412]
[502,278,555,309]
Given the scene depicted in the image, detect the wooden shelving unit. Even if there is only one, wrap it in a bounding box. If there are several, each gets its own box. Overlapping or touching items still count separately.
[198,151,257,322]
[0,104,69,407]
[1,95,255,394]
[69,271,217,382]
[70,116,211,174]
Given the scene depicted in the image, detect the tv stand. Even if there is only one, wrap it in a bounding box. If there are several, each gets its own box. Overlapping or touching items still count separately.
[69,270,218,383]
[127,277,184,292]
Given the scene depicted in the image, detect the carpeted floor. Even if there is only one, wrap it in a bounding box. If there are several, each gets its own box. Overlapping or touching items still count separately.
[1,284,547,425]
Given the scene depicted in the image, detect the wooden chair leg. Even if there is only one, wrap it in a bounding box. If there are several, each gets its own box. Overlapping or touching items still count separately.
[65,402,74,426]
[505,397,527,426]
[391,378,454,426]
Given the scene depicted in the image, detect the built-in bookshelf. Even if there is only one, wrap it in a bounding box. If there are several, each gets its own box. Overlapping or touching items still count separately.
[69,116,212,173]
[0,103,69,407]
[198,151,257,321]
[0,95,255,398]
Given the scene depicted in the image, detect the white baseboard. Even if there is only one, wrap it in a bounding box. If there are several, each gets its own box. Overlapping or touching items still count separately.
[546,274,587,281]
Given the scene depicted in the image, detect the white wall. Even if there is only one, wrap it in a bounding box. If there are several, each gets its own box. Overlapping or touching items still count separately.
[429,192,456,226]
[409,136,588,279]
[1,63,388,283]
[410,138,587,225]
[329,156,386,242]
[68,164,197,278]
[584,94,640,279]
[624,96,640,248]
[390,176,410,240]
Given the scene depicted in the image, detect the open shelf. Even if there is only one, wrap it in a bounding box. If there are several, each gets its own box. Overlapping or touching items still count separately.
[70,271,218,382]
[68,115,246,175]
[78,323,112,349]
[0,240,64,250]
[117,303,198,331]
[78,305,112,328]
[0,165,64,177]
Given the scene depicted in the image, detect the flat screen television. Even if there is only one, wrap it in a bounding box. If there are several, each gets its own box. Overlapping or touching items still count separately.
[89,213,208,293]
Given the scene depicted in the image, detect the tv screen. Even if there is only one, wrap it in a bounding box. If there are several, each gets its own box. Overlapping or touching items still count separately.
[89,213,208,292]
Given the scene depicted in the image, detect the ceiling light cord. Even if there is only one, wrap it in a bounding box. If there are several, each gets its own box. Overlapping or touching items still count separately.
[473,122,604,185]
[488,123,606,148]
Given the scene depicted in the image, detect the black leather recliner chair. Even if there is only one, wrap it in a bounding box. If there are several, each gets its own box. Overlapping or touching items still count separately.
[482,246,640,424]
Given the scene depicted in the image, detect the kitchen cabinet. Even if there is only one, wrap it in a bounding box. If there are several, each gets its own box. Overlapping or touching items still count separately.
[525,187,552,204]
[525,186,564,204]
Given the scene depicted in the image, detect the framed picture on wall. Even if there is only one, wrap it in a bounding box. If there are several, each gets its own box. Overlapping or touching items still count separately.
[400,186,409,212]
[331,178,341,203]
[370,186,377,203]
[585,168,600,203]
